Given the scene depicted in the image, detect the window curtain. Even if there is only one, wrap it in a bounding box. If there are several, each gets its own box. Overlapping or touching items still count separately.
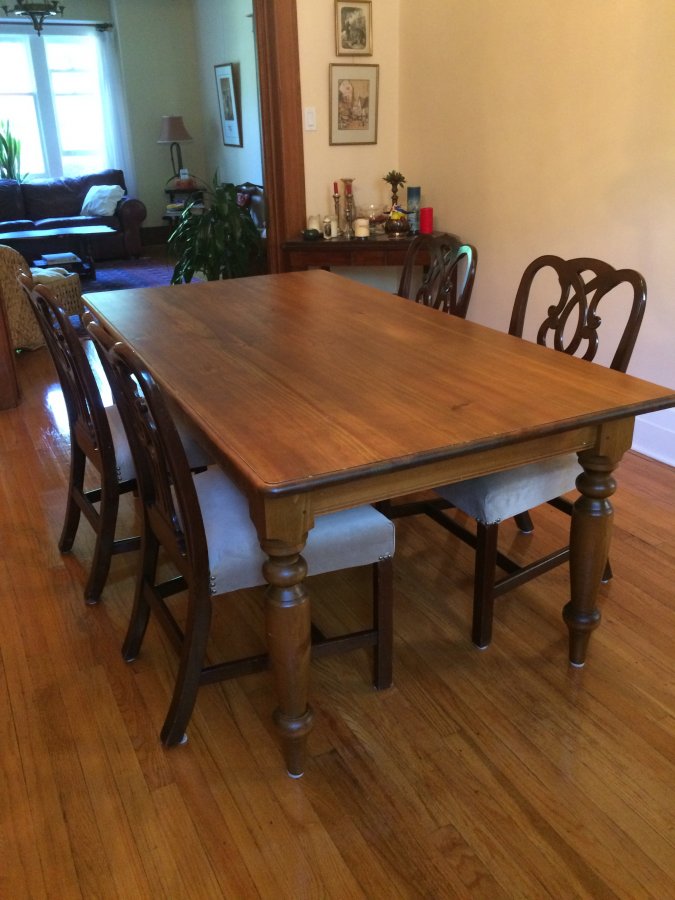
[96,28,137,195]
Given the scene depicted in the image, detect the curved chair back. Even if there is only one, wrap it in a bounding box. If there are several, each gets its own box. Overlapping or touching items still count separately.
[509,255,646,373]
[21,276,117,465]
[397,232,477,318]
[86,319,210,594]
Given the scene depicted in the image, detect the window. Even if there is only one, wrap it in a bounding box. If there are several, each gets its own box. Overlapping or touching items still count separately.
[0,29,112,178]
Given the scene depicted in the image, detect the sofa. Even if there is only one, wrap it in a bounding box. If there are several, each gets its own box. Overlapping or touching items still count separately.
[0,169,146,261]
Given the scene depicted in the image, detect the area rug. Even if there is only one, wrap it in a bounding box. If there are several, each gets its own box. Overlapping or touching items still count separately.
[83,252,178,293]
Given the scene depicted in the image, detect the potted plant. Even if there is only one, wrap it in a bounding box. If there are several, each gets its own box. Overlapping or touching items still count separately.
[168,175,262,283]
[382,169,409,236]
[0,120,24,181]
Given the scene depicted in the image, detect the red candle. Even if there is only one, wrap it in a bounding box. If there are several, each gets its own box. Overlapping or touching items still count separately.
[345,181,351,195]
[333,181,338,194]
[419,207,433,234]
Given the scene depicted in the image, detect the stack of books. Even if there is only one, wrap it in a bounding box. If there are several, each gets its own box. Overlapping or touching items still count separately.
[33,251,81,267]
[165,201,185,219]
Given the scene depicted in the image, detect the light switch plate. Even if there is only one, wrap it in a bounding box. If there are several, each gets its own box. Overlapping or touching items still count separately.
[304,107,317,131]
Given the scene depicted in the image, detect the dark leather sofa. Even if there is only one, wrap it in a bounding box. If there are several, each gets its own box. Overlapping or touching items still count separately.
[0,169,146,260]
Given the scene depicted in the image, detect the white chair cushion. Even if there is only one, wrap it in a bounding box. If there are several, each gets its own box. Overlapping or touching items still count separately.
[193,468,395,594]
[436,453,581,525]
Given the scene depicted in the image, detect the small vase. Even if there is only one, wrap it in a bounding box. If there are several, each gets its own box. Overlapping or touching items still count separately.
[384,217,410,236]
[383,188,410,236]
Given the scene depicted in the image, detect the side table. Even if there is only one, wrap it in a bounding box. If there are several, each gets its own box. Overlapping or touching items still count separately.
[281,232,421,272]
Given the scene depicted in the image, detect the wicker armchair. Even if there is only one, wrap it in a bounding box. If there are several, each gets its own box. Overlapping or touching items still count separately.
[0,244,83,351]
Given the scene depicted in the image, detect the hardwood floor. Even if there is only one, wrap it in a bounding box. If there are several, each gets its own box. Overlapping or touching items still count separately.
[2,344,674,898]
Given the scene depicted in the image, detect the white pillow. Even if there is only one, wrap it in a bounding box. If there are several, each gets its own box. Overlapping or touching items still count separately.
[80,184,125,216]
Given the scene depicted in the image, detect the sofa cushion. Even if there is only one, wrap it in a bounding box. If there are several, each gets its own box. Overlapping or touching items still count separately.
[0,179,26,221]
[21,169,126,221]
[33,215,120,230]
[80,184,125,216]
[0,220,34,233]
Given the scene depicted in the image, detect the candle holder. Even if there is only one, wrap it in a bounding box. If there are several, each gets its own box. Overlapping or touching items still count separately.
[341,178,355,239]
[333,192,340,235]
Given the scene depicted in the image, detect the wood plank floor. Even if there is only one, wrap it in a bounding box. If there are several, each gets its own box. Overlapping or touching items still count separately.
[2,344,674,898]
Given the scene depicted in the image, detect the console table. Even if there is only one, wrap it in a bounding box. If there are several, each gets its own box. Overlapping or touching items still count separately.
[282,232,419,271]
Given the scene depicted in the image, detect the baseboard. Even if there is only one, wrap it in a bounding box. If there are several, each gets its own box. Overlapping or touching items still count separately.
[632,411,675,467]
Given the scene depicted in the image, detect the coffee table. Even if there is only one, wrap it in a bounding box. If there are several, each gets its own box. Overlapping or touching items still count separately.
[0,224,116,279]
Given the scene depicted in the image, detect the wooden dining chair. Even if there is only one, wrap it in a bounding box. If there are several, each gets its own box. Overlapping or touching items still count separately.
[390,256,646,649]
[20,276,210,605]
[85,320,396,748]
[21,275,139,605]
[397,232,477,318]
[377,233,478,522]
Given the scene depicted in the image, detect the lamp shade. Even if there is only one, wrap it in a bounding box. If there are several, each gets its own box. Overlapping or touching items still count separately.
[157,116,193,144]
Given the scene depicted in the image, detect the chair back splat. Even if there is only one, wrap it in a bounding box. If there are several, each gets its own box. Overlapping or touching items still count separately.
[85,319,395,750]
[397,232,477,318]
[510,255,646,373]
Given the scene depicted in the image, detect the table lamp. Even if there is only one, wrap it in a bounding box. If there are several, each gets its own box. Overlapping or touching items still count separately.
[157,115,193,179]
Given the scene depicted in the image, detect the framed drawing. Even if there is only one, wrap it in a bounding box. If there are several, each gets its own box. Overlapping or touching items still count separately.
[329,63,378,145]
[214,63,242,146]
[335,1,372,56]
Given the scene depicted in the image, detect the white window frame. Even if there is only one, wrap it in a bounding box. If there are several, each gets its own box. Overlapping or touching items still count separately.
[0,23,134,187]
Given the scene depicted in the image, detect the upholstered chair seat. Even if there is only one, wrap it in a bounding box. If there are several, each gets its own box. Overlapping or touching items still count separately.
[436,454,581,526]
[195,467,395,594]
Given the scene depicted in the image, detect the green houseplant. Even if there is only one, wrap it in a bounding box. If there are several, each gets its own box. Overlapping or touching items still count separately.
[0,120,24,181]
[169,176,262,283]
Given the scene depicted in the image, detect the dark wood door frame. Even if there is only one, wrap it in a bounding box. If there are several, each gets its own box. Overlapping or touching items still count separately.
[253,0,306,273]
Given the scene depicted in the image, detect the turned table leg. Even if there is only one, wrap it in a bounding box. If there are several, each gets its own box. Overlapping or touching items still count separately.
[262,538,313,777]
[564,420,633,666]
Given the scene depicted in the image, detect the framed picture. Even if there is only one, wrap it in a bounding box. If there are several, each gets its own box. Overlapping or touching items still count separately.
[329,63,378,145]
[214,63,242,147]
[335,1,372,55]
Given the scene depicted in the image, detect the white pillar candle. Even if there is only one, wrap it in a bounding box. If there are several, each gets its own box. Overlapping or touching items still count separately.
[354,218,369,238]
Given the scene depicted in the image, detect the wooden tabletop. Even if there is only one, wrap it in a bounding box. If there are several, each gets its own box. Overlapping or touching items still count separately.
[85,269,675,497]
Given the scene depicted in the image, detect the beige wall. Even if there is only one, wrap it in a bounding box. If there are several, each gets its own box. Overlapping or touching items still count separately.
[193,0,263,190]
[297,0,675,463]
[298,0,401,225]
[114,0,262,225]
[111,0,206,225]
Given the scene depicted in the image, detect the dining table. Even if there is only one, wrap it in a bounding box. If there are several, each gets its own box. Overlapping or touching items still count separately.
[85,269,675,776]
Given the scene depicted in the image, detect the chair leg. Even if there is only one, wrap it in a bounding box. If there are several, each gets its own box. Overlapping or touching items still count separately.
[472,522,499,649]
[160,582,213,747]
[514,511,534,534]
[83,480,120,605]
[601,559,612,583]
[122,532,157,662]
[58,442,86,552]
[372,557,394,690]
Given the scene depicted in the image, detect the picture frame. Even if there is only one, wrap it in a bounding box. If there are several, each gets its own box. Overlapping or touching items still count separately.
[335,1,372,56]
[329,63,378,145]
[214,63,242,147]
